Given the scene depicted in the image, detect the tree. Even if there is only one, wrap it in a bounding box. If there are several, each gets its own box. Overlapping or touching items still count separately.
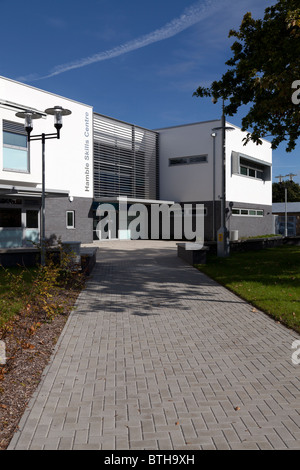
[193,0,300,152]
[272,180,300,202]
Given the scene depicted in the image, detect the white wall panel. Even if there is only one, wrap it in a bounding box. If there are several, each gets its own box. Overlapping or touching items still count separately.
[0,76,93,198]
[157,120,272,206]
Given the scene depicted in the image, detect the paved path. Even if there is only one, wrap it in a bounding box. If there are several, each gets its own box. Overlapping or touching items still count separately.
[8,241,300,450]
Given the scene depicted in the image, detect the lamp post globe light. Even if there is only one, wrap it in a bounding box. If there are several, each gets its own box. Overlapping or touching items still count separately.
[15,109,43,136]
[16,106,72,266]
[45,106,72,137]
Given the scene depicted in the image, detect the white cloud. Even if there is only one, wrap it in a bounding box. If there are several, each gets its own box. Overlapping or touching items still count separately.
[32,0,226,80]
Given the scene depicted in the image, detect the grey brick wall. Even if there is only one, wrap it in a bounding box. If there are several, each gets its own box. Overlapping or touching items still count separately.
[181,200,273,241]
[228,202,273,238]
[45,196,93,244]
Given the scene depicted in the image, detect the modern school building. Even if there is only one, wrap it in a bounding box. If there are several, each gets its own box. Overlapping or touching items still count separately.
[0,75,273,248]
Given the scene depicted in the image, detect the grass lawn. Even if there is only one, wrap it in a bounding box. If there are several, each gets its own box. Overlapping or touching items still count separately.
[196,245,300,334]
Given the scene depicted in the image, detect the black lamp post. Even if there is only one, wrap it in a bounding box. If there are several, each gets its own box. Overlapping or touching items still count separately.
[211,99,235,257]
[16,106,72,266]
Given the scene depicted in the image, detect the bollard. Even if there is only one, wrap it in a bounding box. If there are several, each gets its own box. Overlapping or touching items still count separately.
[0,341,6,365]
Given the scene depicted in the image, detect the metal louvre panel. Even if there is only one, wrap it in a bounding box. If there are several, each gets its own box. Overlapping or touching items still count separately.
[94,115,132,150]
[93,113,158,200]
[3,120,27,135]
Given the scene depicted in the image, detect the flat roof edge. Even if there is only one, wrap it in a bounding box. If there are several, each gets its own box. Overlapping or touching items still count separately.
[93,111,158,134]
[0,183,69,197]
[155,119,221,131]
[0,75,93,109]
[155,120,272,144]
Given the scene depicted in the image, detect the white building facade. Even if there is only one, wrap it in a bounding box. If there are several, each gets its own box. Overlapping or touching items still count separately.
[0,76,273,248]
[158,120,272,239]
[0,76,93,248]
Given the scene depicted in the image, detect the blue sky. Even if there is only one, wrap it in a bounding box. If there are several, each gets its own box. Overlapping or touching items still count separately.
[0,0,299,183]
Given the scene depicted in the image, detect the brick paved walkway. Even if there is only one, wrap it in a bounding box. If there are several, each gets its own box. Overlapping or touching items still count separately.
[8,241,300,450]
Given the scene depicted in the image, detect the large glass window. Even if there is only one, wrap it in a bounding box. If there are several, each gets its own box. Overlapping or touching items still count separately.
[3,130,28,172]
[0,208,22,227]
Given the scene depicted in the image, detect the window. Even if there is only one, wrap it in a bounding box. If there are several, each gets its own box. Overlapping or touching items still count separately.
[239,158,264,180]
[169,155,208,166]
[232,209,240,215]
[231,151,271,181]
[0,208,22,227]
[232,208,264,217]
[66,211,75,229]
[169,157,188,166]
[3,121,28,172]
[26,210,39,229]
[189,155,208,164]
[257,171,264,179]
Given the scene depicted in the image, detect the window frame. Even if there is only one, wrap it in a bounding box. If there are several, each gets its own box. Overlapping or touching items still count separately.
[231,208,264,217]
[0,207,22,227]
[2,121,29,173]
[231,151,271,181]
[66,210,75,229]
[26,209,39,229]
[169,155,208,167]
[239,157,265,180]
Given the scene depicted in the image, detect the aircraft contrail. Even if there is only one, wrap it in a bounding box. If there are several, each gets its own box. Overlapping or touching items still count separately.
[30,0,222,80]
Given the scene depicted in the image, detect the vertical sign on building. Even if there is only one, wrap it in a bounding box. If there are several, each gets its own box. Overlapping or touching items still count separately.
[84,111,91,194]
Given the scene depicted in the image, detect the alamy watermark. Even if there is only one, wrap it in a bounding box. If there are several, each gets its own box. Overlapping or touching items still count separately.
[291,80,300,104]
[291,340,300,365]
[95,197,204,248]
